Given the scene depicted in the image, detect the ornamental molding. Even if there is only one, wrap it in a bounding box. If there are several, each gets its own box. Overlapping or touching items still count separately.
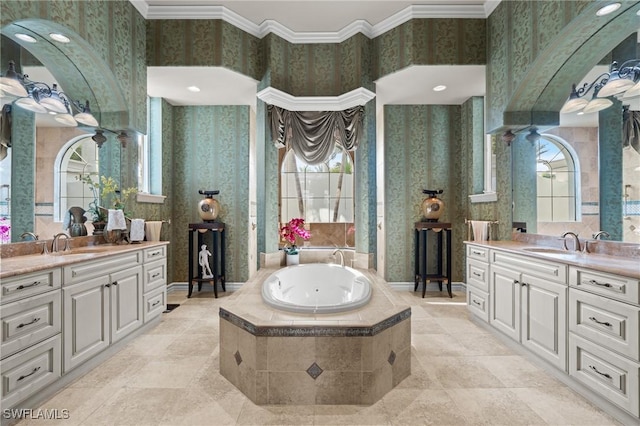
[256,87,376,111]
[130,1,501,44]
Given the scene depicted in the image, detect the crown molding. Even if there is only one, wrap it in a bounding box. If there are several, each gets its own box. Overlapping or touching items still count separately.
[132,1,499,43]
[256,87,376,111]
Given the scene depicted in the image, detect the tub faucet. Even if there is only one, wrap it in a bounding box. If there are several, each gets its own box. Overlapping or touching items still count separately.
[332,249,345,267]
[560,231,581,252]
[52,232,71,252]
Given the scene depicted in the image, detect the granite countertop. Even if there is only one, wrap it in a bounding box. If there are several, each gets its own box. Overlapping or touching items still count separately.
[0,241,169,279]
[465,240,640,279]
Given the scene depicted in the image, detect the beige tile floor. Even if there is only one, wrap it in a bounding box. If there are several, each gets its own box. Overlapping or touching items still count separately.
[18,288,620,426]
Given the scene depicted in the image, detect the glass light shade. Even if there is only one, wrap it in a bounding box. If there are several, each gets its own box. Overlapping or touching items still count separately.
[54,113,77,126]
[622,80,640,99]
[15,97,47,113]
[560,97,588,114]
[582,97,613,114]
[39,95,68,113]
[597,75,635,97]
[0,78,28,97]
[74,111,99,127]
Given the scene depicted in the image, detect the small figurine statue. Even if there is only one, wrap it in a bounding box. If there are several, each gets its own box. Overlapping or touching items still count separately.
[199,244,213,278]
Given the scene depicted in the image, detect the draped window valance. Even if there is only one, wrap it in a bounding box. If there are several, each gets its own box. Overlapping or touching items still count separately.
[268,105,364,165]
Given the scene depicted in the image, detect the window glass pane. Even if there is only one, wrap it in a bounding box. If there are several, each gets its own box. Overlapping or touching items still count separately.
[537,198,553,222]
[536,136,577,222]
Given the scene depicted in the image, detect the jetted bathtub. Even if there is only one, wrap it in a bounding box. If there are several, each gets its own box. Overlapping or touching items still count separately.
[261,263,372,313]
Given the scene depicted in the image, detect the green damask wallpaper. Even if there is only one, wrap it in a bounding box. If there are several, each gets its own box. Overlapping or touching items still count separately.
[169,105,251,283]
[383,105,462,282]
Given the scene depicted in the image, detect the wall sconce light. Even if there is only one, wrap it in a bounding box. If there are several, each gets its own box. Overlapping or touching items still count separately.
[526,128,541,143]
[0,60,99,128]
[561,60,640,115]
[501,130,516,146]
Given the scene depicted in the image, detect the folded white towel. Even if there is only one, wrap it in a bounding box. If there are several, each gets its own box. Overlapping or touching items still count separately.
[106,209,127,231]
[145,221,163,241]
[471,220,491,241]
[130,219,145,241]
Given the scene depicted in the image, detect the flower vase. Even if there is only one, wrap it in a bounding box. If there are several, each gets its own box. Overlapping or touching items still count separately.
[286,253,300,266]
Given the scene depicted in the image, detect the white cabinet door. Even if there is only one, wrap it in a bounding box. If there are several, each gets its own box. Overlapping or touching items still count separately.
[110,266,143,343]
[521,274,567,371]
[490,264,521,341]
[63,276,110,372]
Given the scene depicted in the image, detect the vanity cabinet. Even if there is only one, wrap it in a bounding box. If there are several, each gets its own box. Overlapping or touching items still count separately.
[490,262,567,371]
[63,254,143,372]
[0,268,62,408]
[568,266,640,417]
[466,245,490,322]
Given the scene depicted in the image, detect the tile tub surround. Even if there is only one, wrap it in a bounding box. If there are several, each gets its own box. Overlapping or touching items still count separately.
[219,268,411,405]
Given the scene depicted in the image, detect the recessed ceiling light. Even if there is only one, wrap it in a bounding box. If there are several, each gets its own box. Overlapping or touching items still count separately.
[187,86,201,92]
[577,111,585,115]
[596,3,621,16]
[49,33,70,43]
[15,33,37,43]
[433,85,447,92]
[48,111,57,115]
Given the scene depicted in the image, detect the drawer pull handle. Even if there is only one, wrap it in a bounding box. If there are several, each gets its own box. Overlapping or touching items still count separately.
[150,251,160,257]
[589,365,612,380]
[513,280,520,285]
[472,299,482,306]
[472,250,483,256]
[16,281,42,290]
[152,300,161,307]
[17,317,41,329]
[105,283,111,288]
[151,273,160,279]
[112,281,118,286]
[586,279,612,288]
[472,272,482,278]
[17,366,41,381]
[589,316,612,327]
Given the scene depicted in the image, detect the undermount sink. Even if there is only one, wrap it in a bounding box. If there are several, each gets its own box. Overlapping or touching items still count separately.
[521,247,572,255]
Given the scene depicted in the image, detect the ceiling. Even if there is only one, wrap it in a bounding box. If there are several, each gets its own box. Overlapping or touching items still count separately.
[142,1,496,109]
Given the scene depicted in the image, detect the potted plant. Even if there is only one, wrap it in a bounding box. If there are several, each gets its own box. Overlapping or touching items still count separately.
[82,174,136,235]
[279,218,311,265]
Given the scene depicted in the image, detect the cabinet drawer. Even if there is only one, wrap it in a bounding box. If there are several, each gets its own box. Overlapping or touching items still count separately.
[143,259,166,293]
[1,269,61,305]
[144,286,166,323]
[570,267,639,306]
[1,291,62,359]
[569,333,640,416]
[491,250,567,284]
[143,245,166,262]
[64,252,141,284]
[0,335,61,409]
[569,289,639,362]
[467,259,489,292]
[467,287,489,322]
[466,244,489,262]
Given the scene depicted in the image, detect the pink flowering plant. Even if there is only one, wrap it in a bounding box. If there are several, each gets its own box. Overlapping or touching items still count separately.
[280,218,311,255]
[0,216,10,244]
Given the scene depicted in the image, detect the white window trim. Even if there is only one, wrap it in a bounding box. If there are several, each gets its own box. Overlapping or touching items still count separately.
[470,134,497,203]
[137,193,166,204]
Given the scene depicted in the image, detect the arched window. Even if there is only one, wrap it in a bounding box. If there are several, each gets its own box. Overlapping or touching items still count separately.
[281,145,354,223]
[54,135,99,222]
[536,134,580,222]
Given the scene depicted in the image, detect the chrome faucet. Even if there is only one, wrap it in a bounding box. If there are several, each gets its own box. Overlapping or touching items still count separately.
[20,232,39,241]
[560,231,581,252]
[593,231,610,240]
[583,231,610,254]
[52,232,71,252]
[332,249,345,267]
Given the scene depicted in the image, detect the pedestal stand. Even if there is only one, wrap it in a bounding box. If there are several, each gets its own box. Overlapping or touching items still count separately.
[414,221,452,298]
[188,222,226,298]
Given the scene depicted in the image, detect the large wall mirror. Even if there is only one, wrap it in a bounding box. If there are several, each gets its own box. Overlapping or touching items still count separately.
[0,30,123,242]
[513,23,639,243]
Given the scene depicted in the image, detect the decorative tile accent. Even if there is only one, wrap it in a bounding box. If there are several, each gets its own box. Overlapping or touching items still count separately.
[234,350,242,365]
[388,350,396,366]
[306,362,323,380]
